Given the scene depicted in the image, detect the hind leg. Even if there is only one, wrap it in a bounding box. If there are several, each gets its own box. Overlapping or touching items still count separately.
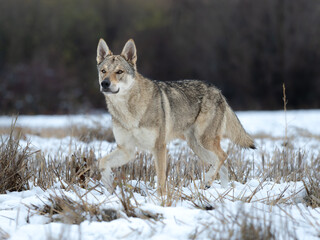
[201,136,229,187]
[186,132,228,187]
[205,163,228,188]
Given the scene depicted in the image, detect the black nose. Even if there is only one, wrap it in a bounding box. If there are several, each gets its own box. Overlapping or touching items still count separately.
[101,79,110,89]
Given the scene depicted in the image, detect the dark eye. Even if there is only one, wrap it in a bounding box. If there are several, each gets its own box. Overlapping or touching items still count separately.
[101,69,106,74]
[116,70,123,74]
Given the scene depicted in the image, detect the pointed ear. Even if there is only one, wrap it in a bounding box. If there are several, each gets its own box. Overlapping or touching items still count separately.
[96,38,112,64]
[121,39,137,65]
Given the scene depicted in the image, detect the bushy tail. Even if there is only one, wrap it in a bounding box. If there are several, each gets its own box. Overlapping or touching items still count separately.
[224,106,256,149]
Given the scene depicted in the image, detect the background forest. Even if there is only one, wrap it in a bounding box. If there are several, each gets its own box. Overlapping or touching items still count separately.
[1,0,320,114]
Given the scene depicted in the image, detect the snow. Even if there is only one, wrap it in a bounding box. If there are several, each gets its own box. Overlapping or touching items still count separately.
[0,114,112,130]
[1,110,319,135]
[0,110,320,240]
[237,110,320,136]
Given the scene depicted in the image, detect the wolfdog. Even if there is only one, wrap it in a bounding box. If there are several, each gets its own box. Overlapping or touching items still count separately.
[96,38,255,194]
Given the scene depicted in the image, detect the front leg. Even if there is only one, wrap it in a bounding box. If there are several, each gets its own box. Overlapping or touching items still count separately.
[98,146,134,193]
[154,145,167,195]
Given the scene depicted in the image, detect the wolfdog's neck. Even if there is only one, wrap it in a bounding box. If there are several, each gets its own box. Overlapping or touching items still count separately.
[105,73,155,128]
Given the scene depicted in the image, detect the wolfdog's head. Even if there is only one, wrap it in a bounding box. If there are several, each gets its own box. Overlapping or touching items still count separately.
[96,39,137,95]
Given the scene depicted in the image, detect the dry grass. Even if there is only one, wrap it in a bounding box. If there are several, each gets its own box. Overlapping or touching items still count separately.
[188,207,289,240]
[30,180,163,224]
[227,143,318,184]
[31,190,119,224]
[294,127,320,141]
[0,120,34,193]
[28,148,101,191]
[237,214,275,240]
[0,124,115,143]
[303,162,320,208]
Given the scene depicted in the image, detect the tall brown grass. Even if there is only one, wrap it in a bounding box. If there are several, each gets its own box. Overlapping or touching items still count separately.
[0,120,34,193]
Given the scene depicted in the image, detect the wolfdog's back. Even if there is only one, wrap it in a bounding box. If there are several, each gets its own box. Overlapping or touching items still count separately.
[154,80,226,133]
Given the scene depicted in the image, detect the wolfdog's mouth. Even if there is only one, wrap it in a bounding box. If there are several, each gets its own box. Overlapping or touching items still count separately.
[102,88,120,94]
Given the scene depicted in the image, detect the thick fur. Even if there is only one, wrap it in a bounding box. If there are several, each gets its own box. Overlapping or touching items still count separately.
[96,39,255,194]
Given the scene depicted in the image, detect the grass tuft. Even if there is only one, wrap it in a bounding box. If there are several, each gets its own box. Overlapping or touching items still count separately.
[0,119,34,193]
[303,165,320,208]
[239,219,275,240]
[31,190,118,224]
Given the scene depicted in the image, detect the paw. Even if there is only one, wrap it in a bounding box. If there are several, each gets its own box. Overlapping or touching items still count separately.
[101,176,114,193]
[100,169,114,194]
[97,158,105,170]
[200,182,212,190]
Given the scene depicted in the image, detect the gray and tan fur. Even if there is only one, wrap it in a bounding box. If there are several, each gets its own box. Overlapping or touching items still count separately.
[96,38,255,195]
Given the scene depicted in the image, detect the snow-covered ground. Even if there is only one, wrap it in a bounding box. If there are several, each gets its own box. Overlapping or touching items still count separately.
[0,110,320,240]
[1,109,319,135]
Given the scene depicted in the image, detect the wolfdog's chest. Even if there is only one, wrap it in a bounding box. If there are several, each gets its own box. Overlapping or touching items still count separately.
[107,98,158,149]
[107,98,141,128]
[113,123,158,150]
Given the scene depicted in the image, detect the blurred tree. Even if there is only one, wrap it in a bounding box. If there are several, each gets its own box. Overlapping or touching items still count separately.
[0,0,319,114]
